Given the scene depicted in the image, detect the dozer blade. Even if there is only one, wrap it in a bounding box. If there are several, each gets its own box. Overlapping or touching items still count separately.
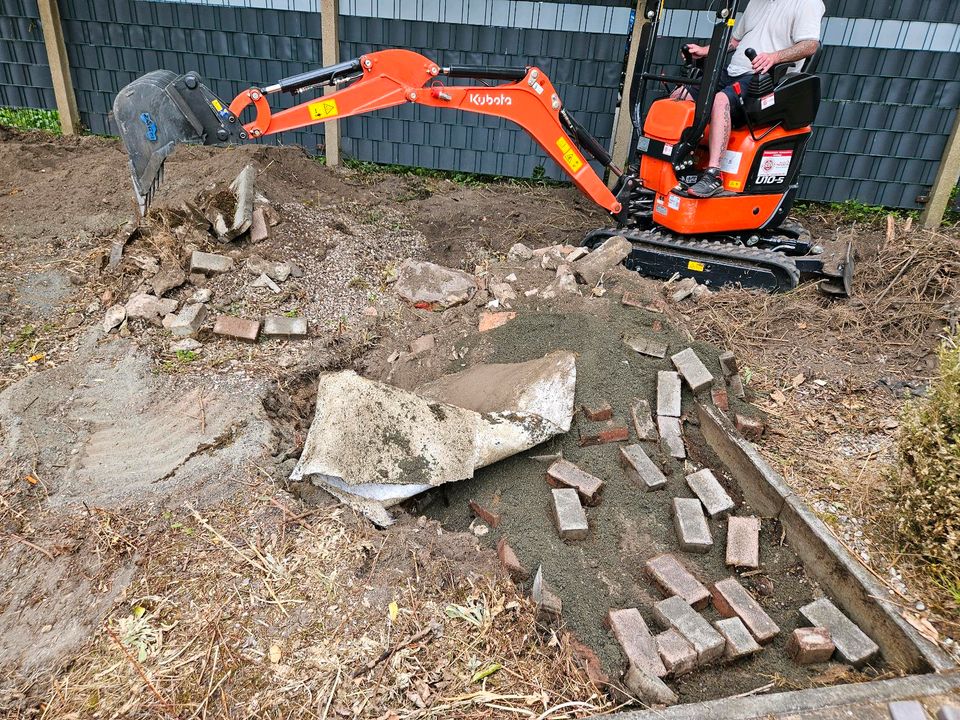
[113,70,244,214]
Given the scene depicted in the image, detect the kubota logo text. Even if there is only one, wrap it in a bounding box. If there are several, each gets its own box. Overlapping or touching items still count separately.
[468,93,512,106]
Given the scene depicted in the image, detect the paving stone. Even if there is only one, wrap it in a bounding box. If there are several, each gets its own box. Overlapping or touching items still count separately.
[213,314,260,342]
[478,311,516,332]
[711,386,729,412]
[938,705,960,720]
[718,351,739,378]
[735,413,764,440]
[888,701,929,720]
[190,250,234,274]
[620,444,667,492]
[496,538,529,581]
[714,617,762,661]
[582,402,613,421]
[579,424,629,447]
[671,348,714,393]
[262,315,308,338]
[712,578,780,644]
[658,416,686,459]
[551,488,588,540]
[606,608,667,678]
[653,596,725,664]
[655,628,697,676]
[727,374,746,399]
[657,371,682,417]
[625,335,668,358]
[169,303,207,337]
[631,399,658,441]
[623,664,677,705]
[645,553,710,609]
[672,497,712,553]
[786,627,835,664]
[468,500,501,528]
[799,598,880,667]
[685,468,735,518]
[546,459,604,505]
[621,291,645,308]
[531,565,562,618]
[726,516,761,569]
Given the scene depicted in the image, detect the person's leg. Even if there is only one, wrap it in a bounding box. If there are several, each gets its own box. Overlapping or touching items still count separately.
[687,90,730,197]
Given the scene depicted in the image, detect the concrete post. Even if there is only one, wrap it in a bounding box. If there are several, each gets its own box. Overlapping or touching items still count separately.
[608,2,647,188]
[36,0,80,135]
[321,0,341,166]
[921,106,960,228]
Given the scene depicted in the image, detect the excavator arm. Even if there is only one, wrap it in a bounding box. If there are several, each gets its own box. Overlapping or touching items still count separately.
[113,48,622,215]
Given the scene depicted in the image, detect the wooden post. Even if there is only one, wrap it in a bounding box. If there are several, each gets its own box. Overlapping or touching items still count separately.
[36,0,80,135]
[321,0,341,166]
[608,1,647,188]
[921,106,960,229]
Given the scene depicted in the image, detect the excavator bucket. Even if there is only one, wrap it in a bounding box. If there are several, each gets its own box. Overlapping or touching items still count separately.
[113,70,243,213]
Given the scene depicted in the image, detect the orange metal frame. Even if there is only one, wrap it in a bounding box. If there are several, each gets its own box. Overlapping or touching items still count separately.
[226,49,622,214]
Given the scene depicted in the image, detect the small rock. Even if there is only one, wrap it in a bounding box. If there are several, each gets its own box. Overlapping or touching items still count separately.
[151,265,187,297]
[540,247,566,271]
[125,292,178,321]
[191,251,234,274]
[395,259,476,309]
[670,277,699,302]
[489,282,517,305]
[191,288,212,303]
[171,338,203,353]
[252,273,281,294]
[169,303,208,337]
[409,334,436,356]
[505,273,517,282]
[249,207,269,243]
[102,304,126,333]
[508,243,533,262]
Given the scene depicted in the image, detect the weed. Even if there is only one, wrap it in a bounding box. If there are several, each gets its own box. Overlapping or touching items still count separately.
[175,349,199,363]
[348,276,369,290]
[7,324,36,353]
[283,309,299,318]
[341,155,565,189]
[0,106,61,134]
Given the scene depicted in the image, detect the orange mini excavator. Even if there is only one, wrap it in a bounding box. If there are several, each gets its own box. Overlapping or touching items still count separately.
[114,0,852,295]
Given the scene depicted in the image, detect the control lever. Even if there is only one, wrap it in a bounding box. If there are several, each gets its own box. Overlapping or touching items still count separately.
[744,48,773,97]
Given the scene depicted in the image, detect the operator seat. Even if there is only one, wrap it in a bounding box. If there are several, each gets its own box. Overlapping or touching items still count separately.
[741,44,822,131]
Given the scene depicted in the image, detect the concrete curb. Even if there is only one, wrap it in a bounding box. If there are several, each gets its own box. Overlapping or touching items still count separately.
[601,670,960,719]
[696,402,955,674]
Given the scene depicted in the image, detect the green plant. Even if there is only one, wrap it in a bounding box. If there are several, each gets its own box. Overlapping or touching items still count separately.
[175,349,199,363]
[887,331,960,571]
[0,106,61,134]
[826,200,891,224]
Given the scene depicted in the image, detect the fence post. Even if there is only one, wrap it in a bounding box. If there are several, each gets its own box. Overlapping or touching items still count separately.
[921,106,960,229]
[321,0,341,166]
[36,0,80,135]
[608,1,646,188]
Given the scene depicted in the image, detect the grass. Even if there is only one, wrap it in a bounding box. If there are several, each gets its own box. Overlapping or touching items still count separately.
[341,156,563,190]
[0,106,61,134]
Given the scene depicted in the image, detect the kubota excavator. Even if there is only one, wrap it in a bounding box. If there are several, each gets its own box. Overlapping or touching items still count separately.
[113,0,852,296]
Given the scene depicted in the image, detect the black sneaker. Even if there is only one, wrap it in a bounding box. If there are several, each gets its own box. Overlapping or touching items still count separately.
[687,167,723,197]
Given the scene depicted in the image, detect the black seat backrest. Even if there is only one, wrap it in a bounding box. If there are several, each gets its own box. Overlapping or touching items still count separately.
[744,42,823,131]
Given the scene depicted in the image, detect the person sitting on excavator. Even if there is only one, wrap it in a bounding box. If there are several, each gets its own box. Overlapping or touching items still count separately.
[679,0,825,197]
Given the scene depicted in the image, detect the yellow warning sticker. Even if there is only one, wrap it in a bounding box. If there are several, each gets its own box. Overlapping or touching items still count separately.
[688,260,705,272]
[211,98,223,112]
[556,136,584,173]
[727,18,735,26]
[308,98,340,120]
[728,179,742,189]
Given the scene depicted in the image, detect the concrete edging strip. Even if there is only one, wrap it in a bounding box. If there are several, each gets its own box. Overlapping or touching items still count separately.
[697,402,955,674]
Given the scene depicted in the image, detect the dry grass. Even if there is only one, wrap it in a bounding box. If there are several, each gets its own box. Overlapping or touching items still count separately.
[5,490,614,720]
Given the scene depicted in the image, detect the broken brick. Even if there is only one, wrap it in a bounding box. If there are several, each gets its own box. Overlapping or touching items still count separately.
[582,402,613,421]
[727,374,746,399]
[653,596,725,664]
[532,565,562,618]
[735,414,764,440]
[496,538,529,581]
[645,553,710,609]
[711,386,729,412]
[711,578,779,644]
[798,598,879,667]
[726,516,761,569]
[656,629,697,676]
[468,500,501,528]
[718,351,739,378]
[714,617,762,661]
[579,424,629,447]
[606,608,667,678]
[169,303,207,338]
[621,291,645,308]
[546,459,604,505]
[631,398,658,442]
[569,637,610,689]
[213,315,260,342]
[478,311,516,332]
[625,335,668,358]
[190,250,234,274]
[785,627,835,665]
[658,416,686,459]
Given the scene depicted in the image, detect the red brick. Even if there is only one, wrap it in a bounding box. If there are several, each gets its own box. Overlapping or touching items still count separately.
[655,629,697,677]
[726,516,761,569]
[735,414,764,440]
[711,578,779,644]
[468,500,501,528]
[621,291,645,308]
[786,627,835,664]
[606,608,666,678]
[496,538,529,581]
[478,311,516,332]
[569,637,610,689]
[213,314,260,342]
[582,402,613,421]
[644,554,710,609]
[546,459,604,505]
[711,386,729,412]
[579,424,629,447]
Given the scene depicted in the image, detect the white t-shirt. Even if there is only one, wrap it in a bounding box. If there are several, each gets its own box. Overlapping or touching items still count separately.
[727,0,825,76]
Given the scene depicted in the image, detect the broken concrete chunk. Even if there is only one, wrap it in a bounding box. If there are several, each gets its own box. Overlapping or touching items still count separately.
[191,250,234,274]
[606,608,666,678]
[620,444,667,492]
[726,516,761,569]
[540,246,566,271]
[249,206,269,243]
[799,598,879,667]
[671,348,714,393]
[653,596,725,664]
[786,627,835,664]
[685,468,735,518]
[656,628,697,677]
[532,565,562,618]
[551,488,588,540]
[657,371,682,417]
[673,497,712,553]
[546,458,604,505]
[658,416,686,459]
[125,292,178,321]
[209,163,255,241]
[645,553,710,609]
[150,266,186,297]
[507,242,533,262]
[191,288,212,303]
[631,399,658,442]
[625,335,668,359]
[213,315,260,342]
[489,282,517,305]
[408,333,435,356]
[714,617,762,661]
[169,303,207,337]
[572,236,632,287]
[496,538,529,581]
[623,664,677,706]
[252,273,281,294]
[394,258,476,309]
[712,578,780,644]
[102,304,126,333]
[670,277,699,303]
[263,315,308,338]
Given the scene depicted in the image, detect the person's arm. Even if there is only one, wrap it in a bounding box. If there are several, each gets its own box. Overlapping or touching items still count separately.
[685,37,739,59]
[749,39,819,74]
